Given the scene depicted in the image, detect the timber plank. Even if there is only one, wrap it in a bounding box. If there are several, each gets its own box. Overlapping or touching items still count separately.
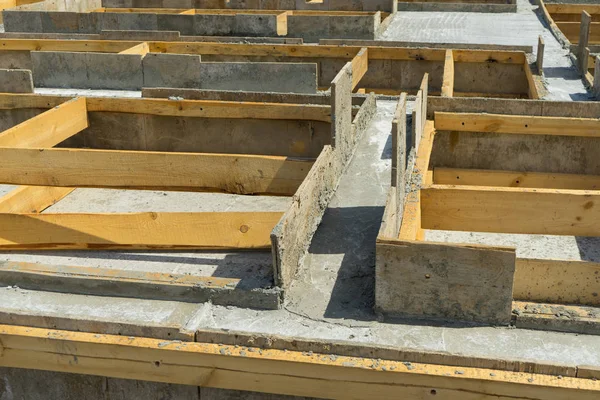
[433,168,600,190]
[421,185,600,237]
[0,325,599,399]
[435,112,600,137]
[0,147,313,195]
[0,212,282,250]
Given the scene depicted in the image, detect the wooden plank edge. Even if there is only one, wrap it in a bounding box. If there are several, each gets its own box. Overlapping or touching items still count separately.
[0,261,281,310]
[0,324,599,398]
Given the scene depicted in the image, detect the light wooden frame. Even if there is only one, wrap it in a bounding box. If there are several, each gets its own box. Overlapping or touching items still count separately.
[376,87,600,328]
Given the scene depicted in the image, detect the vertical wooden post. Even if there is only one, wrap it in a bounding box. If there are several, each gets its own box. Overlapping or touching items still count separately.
[537,36,545,74]
[579,11,592,74]
[441,49,454,97]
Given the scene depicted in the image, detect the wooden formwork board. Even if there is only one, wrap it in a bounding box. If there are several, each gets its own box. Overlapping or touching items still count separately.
[0,39,539,98]
[376,91,600,330]
[0,324,598,399]
[0,70,376,297]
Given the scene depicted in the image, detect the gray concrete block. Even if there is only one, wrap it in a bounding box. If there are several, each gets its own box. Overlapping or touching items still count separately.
[198,62,317,93]
[193,14,235,36]
[40,11,80,33]
[32,51,143,90]
[234,14,278,37]
[3,10,43,33]
[329,15,377,40]
[200,387,315,399]
[78,12,101,34]
[31,51,89,88]
[0,51,33,70]
[287,15,329,43]
[100,29,180,41]
[85,53,143,90]
[0,69,34,93]
[100,12,158,32]
[157,14,195,35]
[142,53,202,89]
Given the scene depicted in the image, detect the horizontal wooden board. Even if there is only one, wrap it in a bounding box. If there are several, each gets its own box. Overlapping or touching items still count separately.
[421,185,600,237]
[0,212,282,250]
[435,112,600,137]
[85,97,332,122]
[0,324,599,399]
[433,168,600,190]
[0,147,313,195]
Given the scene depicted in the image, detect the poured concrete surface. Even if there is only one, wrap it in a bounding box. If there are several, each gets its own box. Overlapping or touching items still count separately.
[2,101,600,371]
[381,0,591,101]
[1,1,600,397]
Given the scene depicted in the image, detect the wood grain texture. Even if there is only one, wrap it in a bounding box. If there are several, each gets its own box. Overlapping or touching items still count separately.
[433,168,600,190]
[350,47,368,89]
[1,324,599,399]
[0,147,313,195]
[435,112,600,136]
[441,49,454,97]
[421,185,600,237]
[0,97,87,147]
[0,212,282,250]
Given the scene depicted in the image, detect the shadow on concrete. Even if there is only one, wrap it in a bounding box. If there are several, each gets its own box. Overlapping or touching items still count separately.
[576,237,600,263]
[306,206,383,321]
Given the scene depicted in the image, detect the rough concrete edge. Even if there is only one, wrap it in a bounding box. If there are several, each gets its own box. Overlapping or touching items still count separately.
[193,327,578,377]
[397,2,517,13]
[513,302,600,336]
[535,0,572,49]
[0,68,34,93]
[0,262,281,311]
[319,39,533,53]
[375,12,394,39]
[270,76,377,290]
[0,309,193,341]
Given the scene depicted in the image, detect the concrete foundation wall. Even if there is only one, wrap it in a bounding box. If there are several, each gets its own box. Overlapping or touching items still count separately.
[3,11,279,37]
[430,130,600,175]
[287,14,378,43]
[31,51,143,90]
[0,69,34,93]
[101,0,395,12]
[397,2,517,13]
[59,112,331,159]
[29,51,318,93]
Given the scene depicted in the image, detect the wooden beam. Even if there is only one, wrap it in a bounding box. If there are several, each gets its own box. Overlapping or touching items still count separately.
[0,186,75,213]
[398,120,435,240]
[524,60,539,99]
[434,112,600,137]
[0,97,88,147]
[0,212,282,250]
[350,47,368,90]
[118,42,149,55]
[546,4,600,15]
[85,97,332,123]
[433,168,600,191]
[421,185,600,237]
[0,147,313,195]
[0,325,599,399]
[515,258,600,307]
[579,12,592,73]
[441,49,454,97]
[0,97,86,213]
